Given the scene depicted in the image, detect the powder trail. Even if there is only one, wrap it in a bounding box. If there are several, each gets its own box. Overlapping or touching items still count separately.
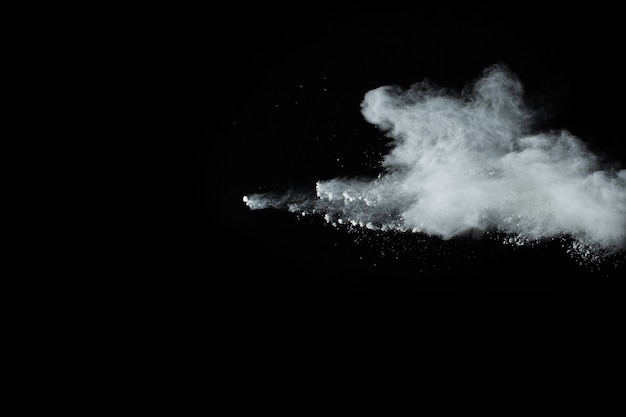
[244,65,626,254]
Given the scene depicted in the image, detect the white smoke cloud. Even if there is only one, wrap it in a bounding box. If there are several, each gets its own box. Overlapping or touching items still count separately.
[244,65,626,251]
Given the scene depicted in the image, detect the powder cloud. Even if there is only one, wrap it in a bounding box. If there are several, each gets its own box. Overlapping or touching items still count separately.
[245,65,626,251]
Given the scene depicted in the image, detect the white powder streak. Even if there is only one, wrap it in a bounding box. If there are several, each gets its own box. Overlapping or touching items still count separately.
[244,65,626,251]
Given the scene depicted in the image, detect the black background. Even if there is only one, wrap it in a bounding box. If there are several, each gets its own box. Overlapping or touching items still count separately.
[187,4,625,302]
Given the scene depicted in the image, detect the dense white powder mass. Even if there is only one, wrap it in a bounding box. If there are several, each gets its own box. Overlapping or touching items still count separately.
[244,65,626,253]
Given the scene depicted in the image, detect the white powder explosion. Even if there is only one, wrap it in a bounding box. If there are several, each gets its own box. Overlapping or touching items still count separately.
[244,65,626,257]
